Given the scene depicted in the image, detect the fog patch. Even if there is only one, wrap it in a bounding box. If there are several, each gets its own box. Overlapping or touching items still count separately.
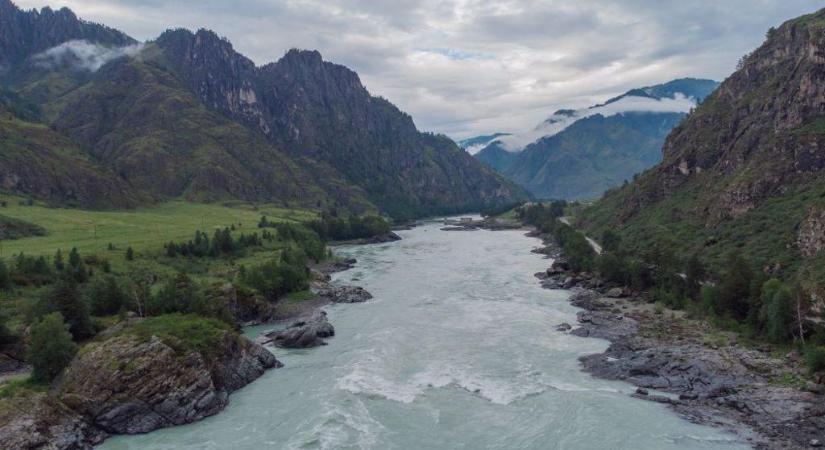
[497,93,697,152]
[32,40,144,72]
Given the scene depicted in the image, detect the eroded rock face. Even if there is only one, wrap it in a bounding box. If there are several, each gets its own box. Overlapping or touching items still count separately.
[0,394,105,450]
[798,207,825,258]
[58,333,280,435]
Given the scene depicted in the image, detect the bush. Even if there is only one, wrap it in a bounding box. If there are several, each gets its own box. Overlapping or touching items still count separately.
[306,212,391,241]
[38,278,95,341]
[28,312,77,382]
[758,279,796,343]
[239,247,311,300]
[0,259,9,290]
[700,284,721,315]
[148,273,206,316]
[806,346,825,374]
[716,253,753,320]
[0,309,16,346]
[85,275,127,316]
[125,247,134,261]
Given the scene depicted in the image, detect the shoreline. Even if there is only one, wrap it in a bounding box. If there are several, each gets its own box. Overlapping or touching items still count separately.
[525,230,824,450]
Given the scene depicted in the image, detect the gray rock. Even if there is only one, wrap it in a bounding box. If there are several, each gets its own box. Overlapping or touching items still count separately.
[317,285,373,304]
[267,311,335,348]
[605,287,626,298]
[556,323,572,332]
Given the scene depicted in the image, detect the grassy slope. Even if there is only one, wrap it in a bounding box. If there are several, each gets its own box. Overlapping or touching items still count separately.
[0,195,313,259]
[578,11,825,281]
[0,104,140,208]
[3,45,374,213]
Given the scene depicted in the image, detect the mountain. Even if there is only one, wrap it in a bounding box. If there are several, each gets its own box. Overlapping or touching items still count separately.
[0,101,141,208]
[474,78,718,200]
[0,0,135,67]
[579,9,825,276]
[458,133,511,154]
[151,29,526,218]
[0,2,525,217]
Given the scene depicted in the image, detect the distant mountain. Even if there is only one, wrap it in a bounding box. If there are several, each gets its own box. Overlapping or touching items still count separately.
[579,9,825,275]
[0,0,134,67]
[473,78,719,200]
[458,133,511,154]
[0,2,526,217]
[151,29,526,218]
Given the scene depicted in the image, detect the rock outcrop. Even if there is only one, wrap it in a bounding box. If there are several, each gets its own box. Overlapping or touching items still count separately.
[257,310,335,348]
[316,285,373,304]
[58,332,280,435]
[1,321,280,449]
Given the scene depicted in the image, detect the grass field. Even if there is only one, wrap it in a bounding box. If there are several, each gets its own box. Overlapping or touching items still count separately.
[0,195,316,260]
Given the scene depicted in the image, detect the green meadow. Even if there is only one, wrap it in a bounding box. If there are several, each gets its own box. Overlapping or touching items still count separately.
[0,195,316,261]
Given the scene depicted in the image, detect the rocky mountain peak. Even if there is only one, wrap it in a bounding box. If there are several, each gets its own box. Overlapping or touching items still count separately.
[0,0,135,67]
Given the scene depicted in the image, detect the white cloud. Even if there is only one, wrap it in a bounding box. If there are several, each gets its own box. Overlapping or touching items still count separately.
[14,1,820,138]
[496,93,698,151]
[32,40,144,72]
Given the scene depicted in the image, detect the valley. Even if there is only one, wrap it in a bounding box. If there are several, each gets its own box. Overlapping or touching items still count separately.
[1,1,825,449]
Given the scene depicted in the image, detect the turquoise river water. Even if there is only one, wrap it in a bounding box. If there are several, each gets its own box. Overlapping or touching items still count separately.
[100,220,749,450]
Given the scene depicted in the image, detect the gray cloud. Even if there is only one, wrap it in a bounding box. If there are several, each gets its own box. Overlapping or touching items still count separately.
[15,0,820,139]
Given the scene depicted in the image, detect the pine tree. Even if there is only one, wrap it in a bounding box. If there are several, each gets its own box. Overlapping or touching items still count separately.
[126,247,134,261]
[54,249,65,271]
[44,278,94,340]
[28,312,77,382]
[0,259,9,289]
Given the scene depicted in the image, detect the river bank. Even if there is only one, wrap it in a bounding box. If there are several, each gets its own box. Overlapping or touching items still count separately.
[528,233,825,449]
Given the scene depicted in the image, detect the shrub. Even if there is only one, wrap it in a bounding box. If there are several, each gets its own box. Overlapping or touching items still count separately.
[39,278,95,340]
[806,346,825,374]
[148,273,213,318]
[125,247,134,261]
[700,284,721,315]
[85,275,127,316]
[0,259,9,290]
[28,312,77,382]
[758,279,796,343]
[0,309,16,346]
[716,253,753,320]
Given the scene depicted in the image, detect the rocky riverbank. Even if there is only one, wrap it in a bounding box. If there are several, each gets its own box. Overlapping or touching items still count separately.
[0,320,280,450]
[531,237,825,450]
[253,254,378,349]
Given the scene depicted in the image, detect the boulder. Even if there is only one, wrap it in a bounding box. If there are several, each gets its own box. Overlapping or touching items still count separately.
[547,260,570,275]
[555,323,572,332]
[365,231,402,243]
[316,285,373,304]
[263,311,335,348]
[605,287,626,298]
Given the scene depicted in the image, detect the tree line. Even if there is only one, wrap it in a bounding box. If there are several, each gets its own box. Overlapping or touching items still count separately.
[517,202,825,374]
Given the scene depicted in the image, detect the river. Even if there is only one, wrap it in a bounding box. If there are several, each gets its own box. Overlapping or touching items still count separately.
[100,220,748,450]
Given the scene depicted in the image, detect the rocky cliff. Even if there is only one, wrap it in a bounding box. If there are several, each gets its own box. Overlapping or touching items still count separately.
[0,317,280,449]
[155,29,527,218]
[579,9,825,274]
[0,0,135,67]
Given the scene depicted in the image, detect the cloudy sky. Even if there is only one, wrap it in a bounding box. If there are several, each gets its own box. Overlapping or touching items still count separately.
[15,0,820,139]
